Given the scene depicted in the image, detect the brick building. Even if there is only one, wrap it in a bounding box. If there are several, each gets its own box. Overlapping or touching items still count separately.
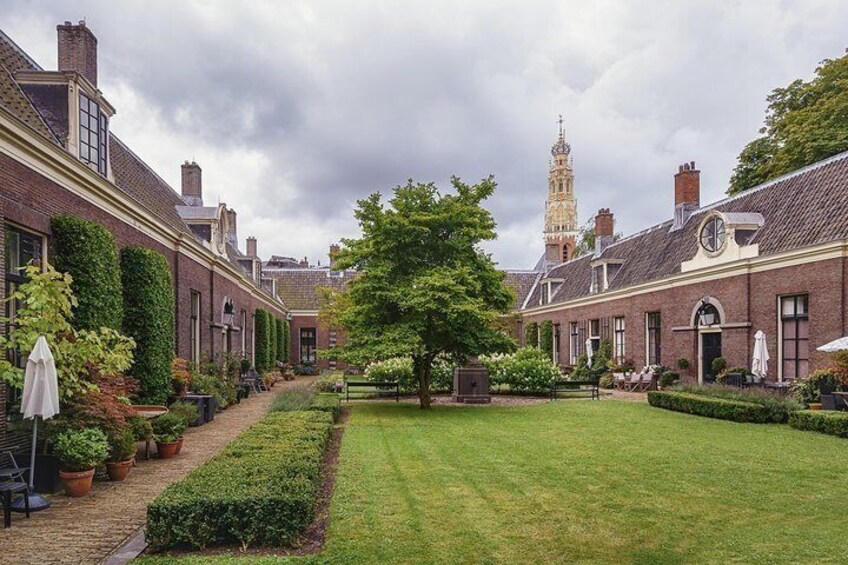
[0,22,286,450]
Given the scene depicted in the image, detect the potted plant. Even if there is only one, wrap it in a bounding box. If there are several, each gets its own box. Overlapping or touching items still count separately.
[171,358,192,397]
[53,428,109,497]
[151,412,187,459]
[659,370,680,389]
[105,428,137,481]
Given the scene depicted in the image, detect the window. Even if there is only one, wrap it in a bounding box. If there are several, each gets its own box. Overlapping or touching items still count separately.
[589,319,601,356]
[590,266,602,293]
[300,327,317,363]
[646,312,661,365]
[780,295,809,380]
[189,291,201,364]
[700,216,726,253]
[5,225,43,417]
[79,92,108,176]
[614,316,626,364]
[569,322,579,364]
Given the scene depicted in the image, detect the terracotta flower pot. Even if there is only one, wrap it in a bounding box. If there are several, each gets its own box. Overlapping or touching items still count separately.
[59,468,96,497]
[156,440,181,459]
[105,459,134,482]
[175,437,185,455]
[810,403,823,411]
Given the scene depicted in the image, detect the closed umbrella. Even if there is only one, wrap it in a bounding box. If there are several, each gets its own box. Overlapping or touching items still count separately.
[585,338,594,364]
[817,336,848,352]
[751,330,770,381]
[13,335,59,512]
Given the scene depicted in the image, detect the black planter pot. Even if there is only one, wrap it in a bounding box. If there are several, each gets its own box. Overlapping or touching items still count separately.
[33,453,61,494]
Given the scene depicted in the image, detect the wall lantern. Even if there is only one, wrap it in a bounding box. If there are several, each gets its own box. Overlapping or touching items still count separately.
[697,298,716,327]
[222,298,235,326]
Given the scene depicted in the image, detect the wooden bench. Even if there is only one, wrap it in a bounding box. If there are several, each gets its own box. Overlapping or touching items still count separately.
[550,379,599,400]
[345,381,400,402]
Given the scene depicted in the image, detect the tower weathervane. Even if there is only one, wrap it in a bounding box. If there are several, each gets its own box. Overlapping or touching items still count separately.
[558,114,563,136]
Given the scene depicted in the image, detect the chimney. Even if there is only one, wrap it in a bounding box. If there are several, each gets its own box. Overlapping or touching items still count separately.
[57,21,98,87]
[299,257,309,268]
[226,209,238,249]
[181,161,203,206]
[246,236,257,257]
[671,161,700,231]
[329,243,340,269]
[594,208,614,255]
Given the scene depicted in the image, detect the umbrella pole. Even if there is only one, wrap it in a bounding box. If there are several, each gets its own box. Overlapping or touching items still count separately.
[12,416,51,512]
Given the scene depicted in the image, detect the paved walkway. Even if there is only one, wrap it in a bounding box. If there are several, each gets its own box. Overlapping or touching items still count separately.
[0,379,307,565]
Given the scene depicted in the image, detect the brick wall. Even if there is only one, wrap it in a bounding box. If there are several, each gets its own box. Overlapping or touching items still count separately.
[290,314,348,371]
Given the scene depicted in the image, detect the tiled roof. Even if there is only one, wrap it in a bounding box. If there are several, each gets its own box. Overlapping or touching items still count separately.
[527,151,848,308]
[266,268,358,311]
[503,270,541,310]
[0,31,57,143]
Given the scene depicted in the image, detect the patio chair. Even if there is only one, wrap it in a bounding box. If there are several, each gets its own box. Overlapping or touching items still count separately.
[613,373,627,390]
[0,451,29,485]
[625,372,642,392]
[638,374,658,392]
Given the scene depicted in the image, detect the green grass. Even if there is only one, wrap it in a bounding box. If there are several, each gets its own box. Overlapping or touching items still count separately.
[138,401,848,564]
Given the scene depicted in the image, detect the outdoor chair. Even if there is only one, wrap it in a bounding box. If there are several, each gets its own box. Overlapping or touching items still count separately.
[725,372,746,388]
[613,373,626,390]
[0,481,29,528]
[625,373,642,392]
[0,451,28,486]
[821,394,839,411]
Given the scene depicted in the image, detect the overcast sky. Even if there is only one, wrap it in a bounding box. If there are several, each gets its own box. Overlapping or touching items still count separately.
[4,1,847,268]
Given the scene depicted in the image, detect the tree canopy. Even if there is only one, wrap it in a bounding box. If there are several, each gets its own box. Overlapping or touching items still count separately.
[324,176,516,408]
[729,51,848,195]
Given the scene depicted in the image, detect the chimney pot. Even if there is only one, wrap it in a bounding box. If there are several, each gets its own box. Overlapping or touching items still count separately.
[180,161,203,206]
[57,21,98,86]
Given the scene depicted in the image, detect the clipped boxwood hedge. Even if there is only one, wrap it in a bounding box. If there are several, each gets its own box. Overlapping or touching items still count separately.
[146,410,333,550]
[254,308,271,373]
[283,319,291,363]
[51,215,123,331]
[275,317,285,363]
[309,393,341,422]
[789,410,848,438]
[269,313,278,366]
[647,391,771,423]
[121,246,175,405]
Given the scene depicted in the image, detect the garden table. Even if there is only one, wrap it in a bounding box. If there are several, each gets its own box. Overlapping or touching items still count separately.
[832,391,848,410]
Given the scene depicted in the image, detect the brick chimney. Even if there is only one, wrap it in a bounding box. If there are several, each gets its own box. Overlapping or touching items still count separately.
[329,243,340,269]
[57,21,98,87]
[299,257,309,268]
[246,236,257,257]
[181,161,202,206]
[226,208,237,249]
[594,208,614,255]
[671,161,700,231]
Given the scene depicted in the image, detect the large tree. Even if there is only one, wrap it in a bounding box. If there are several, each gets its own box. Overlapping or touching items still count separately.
[325,177,516,408]
[729,51,848,194]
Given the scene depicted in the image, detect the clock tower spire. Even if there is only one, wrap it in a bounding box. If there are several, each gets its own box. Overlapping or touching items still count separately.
[544,117,578,264]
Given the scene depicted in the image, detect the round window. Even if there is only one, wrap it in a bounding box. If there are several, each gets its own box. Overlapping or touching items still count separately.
[700,216,726,253]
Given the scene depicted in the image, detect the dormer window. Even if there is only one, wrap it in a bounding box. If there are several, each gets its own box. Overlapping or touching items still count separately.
[699,215,726,253]
[589,259,623,294]
[79,92,108,176]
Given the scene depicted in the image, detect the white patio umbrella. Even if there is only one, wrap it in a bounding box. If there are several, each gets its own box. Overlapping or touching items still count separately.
[817,336,848,352]
[751,330,770,381]
[14,335,59,512]
[585,338,594,364]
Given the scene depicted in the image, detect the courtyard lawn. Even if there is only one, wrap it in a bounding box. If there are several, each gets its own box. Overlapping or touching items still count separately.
[139,400,848,564]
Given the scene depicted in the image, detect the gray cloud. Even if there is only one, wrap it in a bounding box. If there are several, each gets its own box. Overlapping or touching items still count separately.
[4,0,848,268]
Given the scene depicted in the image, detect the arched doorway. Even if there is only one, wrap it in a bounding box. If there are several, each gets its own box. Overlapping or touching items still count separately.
[693,299,723,383]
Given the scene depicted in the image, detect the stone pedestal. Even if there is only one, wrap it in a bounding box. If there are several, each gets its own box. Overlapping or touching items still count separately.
[452,362,491,404]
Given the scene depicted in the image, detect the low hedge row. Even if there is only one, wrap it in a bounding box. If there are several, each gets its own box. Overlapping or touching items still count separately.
[789,410,848,438]
[647,391,771,423]
[308,393,341,421]
[146,411,333,550]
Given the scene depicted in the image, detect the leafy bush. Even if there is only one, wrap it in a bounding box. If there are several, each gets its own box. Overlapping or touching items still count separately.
[539,321,553,360]
[524,322,539,348]
[316,372,344,392]
[365,357,415,392]
[309,393,341,422]
[275,318,285,363]
[169,401,200,428]
[282,319,291,363]
[676,358,690,370]
[269,314,278,367]
[648,391,772,423]
[599,372,615,389]
[254,309,271,373]
[151,412,187,444]
[51,215,123,332]
[430,357,457,393]
[107,428,138,462]
[792,369,841,406]
[54,428,109,471]
[128,415,153,441]
[672,384,800,423]
[269,388,315,413]
[592,339,613,372]
[789,410,848,438]
[480,347,561,394]
[660,371,680,388]
[121,247,175,405]
[711,356,727,375]
[146,411,333,550]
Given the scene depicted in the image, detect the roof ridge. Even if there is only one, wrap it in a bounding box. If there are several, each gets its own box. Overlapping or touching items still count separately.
[0,29,42,71]
[111,134,186,204]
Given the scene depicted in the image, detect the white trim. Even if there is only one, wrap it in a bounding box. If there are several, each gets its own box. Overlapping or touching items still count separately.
[697,327,722,384]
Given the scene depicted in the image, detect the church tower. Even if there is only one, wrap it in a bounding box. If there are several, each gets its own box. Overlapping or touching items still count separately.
[544,117,578,264]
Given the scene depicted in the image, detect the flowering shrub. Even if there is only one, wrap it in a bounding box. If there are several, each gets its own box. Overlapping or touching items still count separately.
[365,357,415,392]
[171,358,193,395]
[480,347,562,394]
[792,369,842,406]
[430,357,457,393]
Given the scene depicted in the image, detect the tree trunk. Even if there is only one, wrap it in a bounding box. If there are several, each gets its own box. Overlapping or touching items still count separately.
[415,354,432,409]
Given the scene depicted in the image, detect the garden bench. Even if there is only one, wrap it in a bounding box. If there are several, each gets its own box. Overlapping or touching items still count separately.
[345,381,399,402]
[0,481,29,528]
[550,379,599,400]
